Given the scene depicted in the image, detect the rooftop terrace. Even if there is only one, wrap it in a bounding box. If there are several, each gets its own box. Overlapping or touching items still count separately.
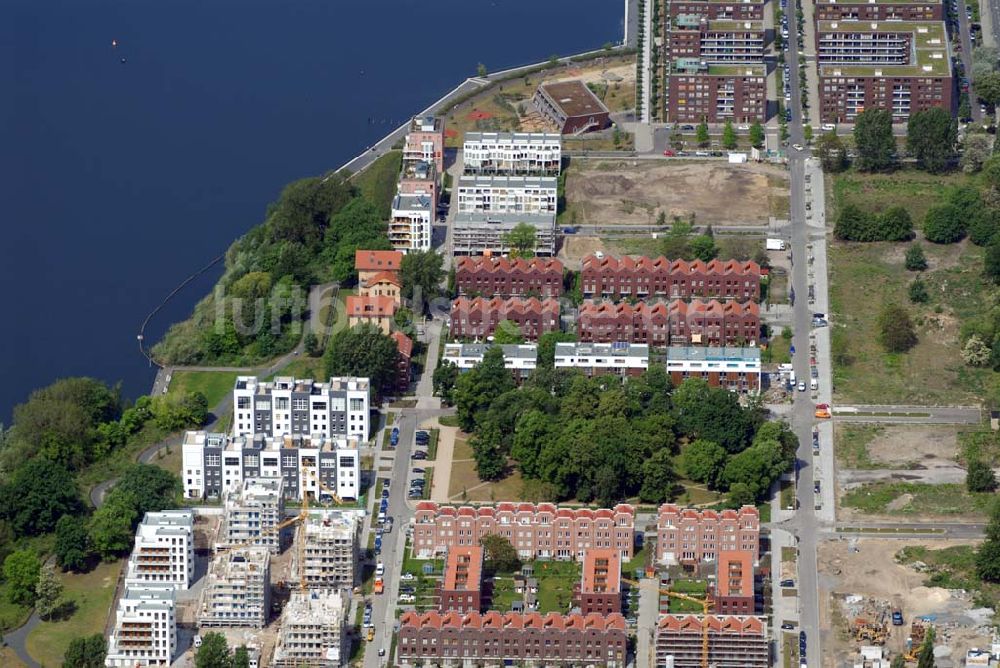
[817,20,950,77]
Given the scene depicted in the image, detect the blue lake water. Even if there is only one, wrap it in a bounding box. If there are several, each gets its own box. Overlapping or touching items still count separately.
[0,0,622,421]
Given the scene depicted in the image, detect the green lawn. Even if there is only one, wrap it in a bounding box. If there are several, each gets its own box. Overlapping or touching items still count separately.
[150,440,183,477]
[828,170,998,405]
[168,370,240,407]
[667,579,709,613]
[960,429,1000,466]
[834,424,883,469]
[0,584,32,632]
[272,356,325,381]
[623,546,648,576]
[26,560,123,667]
[841,482,991,517]
[534,560,582,614]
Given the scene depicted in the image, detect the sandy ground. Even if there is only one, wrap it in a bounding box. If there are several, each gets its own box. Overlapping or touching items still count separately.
[819,538,993,668]
[548,62,636,86]
[559,236,610,266]
[563,161,787,229]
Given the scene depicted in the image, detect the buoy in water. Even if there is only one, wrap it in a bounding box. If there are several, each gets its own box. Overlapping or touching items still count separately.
[112,39,118,47]
[120,57,127,64]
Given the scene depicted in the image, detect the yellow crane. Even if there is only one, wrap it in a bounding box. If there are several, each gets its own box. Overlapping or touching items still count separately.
[622,578,714,668]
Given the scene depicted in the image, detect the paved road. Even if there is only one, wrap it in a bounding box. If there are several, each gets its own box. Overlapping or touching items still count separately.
[829,522,986,539]
[833,405,982,424]
[956,0,983,123]
[987,0,1000,46]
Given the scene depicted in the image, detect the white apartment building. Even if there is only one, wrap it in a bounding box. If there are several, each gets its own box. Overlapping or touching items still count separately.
[232,375,370,443]
[105,584,176,667]
[442,343,538,381]
[389,192,433,253]
[218,477,284,553]
[463,132,562,176]
[125,510,194,591]
[455,175,558,215]
[665,346,762,393]
[182,431,361,502]
[554,342,650,377]
[273,589,347,668]
[299,509,364,589]
[197,547,271,629]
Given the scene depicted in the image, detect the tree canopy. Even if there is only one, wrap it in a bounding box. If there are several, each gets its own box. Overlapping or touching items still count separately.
[906,108,956,174]
[0,458,84,537]
[502,223,539,258]
[63,635,106,668]
[876,303,918,353]
[853,109,896,172]
[400,250,444,304]
[324,323,399,393]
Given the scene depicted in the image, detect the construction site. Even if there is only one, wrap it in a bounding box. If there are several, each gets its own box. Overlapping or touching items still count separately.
[272,589,348,668]
[819,538,995,668]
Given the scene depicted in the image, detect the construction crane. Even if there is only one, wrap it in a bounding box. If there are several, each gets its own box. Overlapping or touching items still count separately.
[622,578,714,668]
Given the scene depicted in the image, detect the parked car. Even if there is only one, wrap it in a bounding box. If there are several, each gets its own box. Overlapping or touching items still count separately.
[780,579,795,587]
[781,622,795,630]
[399,594,416,603]
[681,124,696,131]
[814,481,821,493]
[412,468,425,474]
[562,226,578,234]
[401,573,415,581]
[797,382,807,392]
[663,149,676,156]
[412,451,427,460]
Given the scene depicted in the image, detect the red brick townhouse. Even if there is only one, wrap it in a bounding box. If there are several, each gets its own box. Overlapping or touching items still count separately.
[580,255,761,302]
[389,331,413,394]
[573,548,623,616]
[656,504,760,566]
[711,550,757,615]
[455,256,564,298]
[449,296,560,341]
[439,545,483,613]
[412,502,636,561]
[577,300,759,347]
[398,611,628,667]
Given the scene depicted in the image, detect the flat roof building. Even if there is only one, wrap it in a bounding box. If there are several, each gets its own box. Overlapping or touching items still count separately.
[219,477,283,553]
[197,547,271,629]
[665,346,762,393]
[299,509,364,590]
[712,550,756,615]
[442,343,538,382]
[125,510,194,591]
[182,431,361,502]
[655,614,768,668]
[814,0,943,22]
[667,0,766,21]
[232,375,370,443]
[463,131,562,176]
[816,20,952,122]
[456,175,558,215]
[452,211,557,257]
[532,80,612,135]
[105,584,176,667]
[403,115,445,174]
[389,192,433,253]
[273,589,347,668]
[439,545,483,613]
[554,342,650,377]
[574,548,622,615]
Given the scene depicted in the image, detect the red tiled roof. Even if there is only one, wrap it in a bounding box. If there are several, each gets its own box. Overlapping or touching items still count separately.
[414,502,635,521]
[581,254,761,277]
[365,271,402,288]
[659,504,759,521]
[456,256,564,275]
[355,250,403,272]
[346,295,397,317]
[401,610,627,632]
[392,331,413,357]
[657,614,766,636]
[450,296,561,317]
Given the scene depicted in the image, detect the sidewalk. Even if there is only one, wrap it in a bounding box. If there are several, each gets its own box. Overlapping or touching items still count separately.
[428,420,457,502]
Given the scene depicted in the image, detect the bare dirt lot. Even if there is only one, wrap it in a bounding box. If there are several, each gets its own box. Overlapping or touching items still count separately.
[819,538,993,668]
[837,425,966,487]
[562,160,788,230]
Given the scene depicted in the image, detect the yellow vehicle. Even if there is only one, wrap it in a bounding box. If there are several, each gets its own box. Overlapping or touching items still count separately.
[367,627,375,642]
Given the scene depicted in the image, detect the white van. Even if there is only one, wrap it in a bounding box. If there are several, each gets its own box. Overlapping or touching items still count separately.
[810,378,818,391]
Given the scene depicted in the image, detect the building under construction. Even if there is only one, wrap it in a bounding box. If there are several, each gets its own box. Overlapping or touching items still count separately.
[298,509,364,590]
[272,589,347,668]
[655,614,769,668]
[219,477,284,554]
[197,547,271,629]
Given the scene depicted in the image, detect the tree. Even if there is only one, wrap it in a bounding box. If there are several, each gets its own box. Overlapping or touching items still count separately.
[722,439,786,503]
[150,391,208,430]
[0,458,84,537]
[978,501,1000,581]
[89,491,139,560]
[303,331,320,357]
[682,440,728,488]
[962,133,992,173]
[816,131,847,172]
[55,515,92,572]
[907,107,956,173]
[3,549,40,605]
[537,331,576,368]
[976,71,1000,106]
[878,207,914,242]
[969,208,1000,246]
[689,235,718,262]
[502,222,538,258]
[231,646,250,668]
[905,244,928,271]
[454,347,515,432]
[986,236,1000,282]
[324,323,398,392]
[399,250,444,304]
[803,124,813,144]
[672,379,750,452]
[195,632,230,668]
[916,625,936,668]
[433,361,460,405]
[922,203,966,243]
[696,121,710,147]
[853,109,896,172]
[962,335,992,366]
[968,457,998,493]
[63,635,106,668]
[113,464,181,519]
[480,534,520,573]
[36,564,64,620]
[476,63,488,78]
[722,120,737,150]
[492,320,525,344]
[876,303,917,353]
[749,122,765,149]
[908,279,929,304]
[639,449,678,503]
